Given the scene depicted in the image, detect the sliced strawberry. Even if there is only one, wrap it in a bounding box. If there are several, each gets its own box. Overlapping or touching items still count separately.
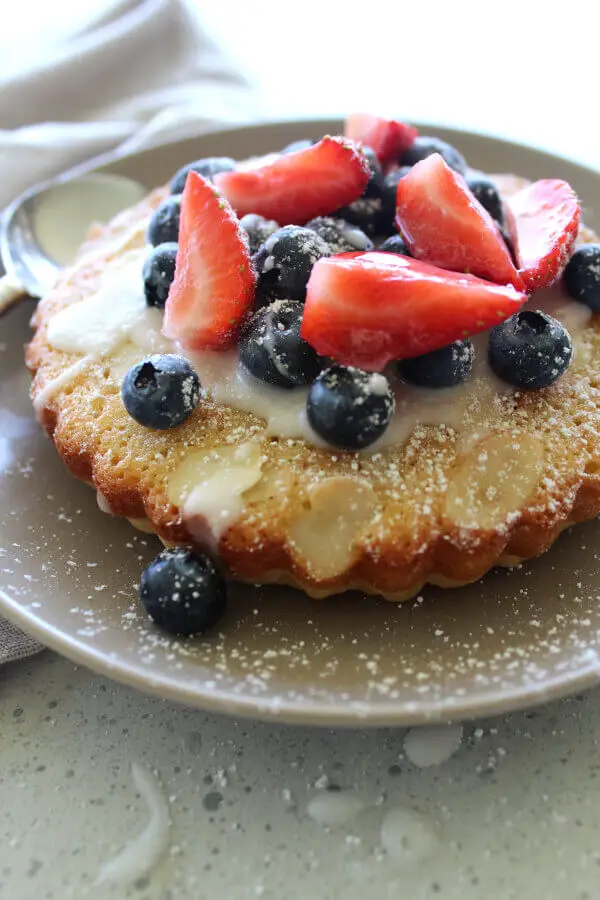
[506,179,580,292]
[301,252,526,371]
[396,153,523,289]
[213,136,370,226]
[344,114,418,168]
[163,171,255,350]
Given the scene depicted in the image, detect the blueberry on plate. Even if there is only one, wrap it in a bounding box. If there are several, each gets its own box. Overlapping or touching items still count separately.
[240,300,326,388]
[239,213,280,255]
[466,174,504,225]
[140,547,227,636]
[143,243,178,308]
[281,138,315,154]
[488,310,572,389]
[147,196,181,246]
[398,339,474,388]
[253,225,330,302]
[400,136,467,174]
[563,244,600,311]
[378,234,411,256]
[170,156,236,194]
[307,365,395,450]
[122,354,201,429]
[305,216,373,254]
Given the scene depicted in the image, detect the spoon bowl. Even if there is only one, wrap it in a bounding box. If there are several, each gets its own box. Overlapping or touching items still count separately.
[0,172,146,313]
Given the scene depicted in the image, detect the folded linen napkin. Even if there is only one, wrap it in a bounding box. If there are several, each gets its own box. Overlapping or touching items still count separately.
[0,0,259,663]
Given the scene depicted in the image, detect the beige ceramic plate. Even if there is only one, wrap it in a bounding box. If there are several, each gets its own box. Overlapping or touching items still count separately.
[2,120,600,726]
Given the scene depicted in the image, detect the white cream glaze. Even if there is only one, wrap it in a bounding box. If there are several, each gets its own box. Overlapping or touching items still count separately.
[168,443,264,544]
[42,245,592,452]
[36,249,166,411]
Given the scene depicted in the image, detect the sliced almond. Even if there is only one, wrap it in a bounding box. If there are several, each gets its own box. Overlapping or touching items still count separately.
[169,442,264,543]
[244,465,294,504]
[287,477,378,579]
[444,432,545,530]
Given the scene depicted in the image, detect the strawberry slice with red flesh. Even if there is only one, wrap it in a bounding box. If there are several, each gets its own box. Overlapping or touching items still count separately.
[301,252,527,371]
[163,171,256,350]
[344,114,418,168]
[213,136,370,226]
[506,179,580,293]
[396,153,523,290]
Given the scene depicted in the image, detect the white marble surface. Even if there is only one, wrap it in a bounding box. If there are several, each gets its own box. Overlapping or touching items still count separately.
[3,652,600,900]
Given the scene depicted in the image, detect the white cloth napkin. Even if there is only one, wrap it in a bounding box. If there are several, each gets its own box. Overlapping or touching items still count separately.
[0,0,259,208]
[0,0,259,662]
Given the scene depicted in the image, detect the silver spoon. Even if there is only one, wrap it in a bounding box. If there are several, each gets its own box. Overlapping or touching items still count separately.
[0,172,147,316]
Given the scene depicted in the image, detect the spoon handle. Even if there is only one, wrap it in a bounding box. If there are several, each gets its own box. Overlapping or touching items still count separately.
[0,273,26,318]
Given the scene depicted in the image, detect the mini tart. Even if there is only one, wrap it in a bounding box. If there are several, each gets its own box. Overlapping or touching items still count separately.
[26,176,600,601]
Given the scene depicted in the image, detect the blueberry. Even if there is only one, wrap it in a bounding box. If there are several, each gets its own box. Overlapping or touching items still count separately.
[253,225,330,302]
[336,147,389,237]
[170,157,235,194]
[122,355,201,429]
[400,136,467,174]
[140,547,226,636]
[378,234,411,255]
[379,167,412,236]
[307,365,395,450]
[336,196,385,237]
[305,216,373,254]
[398,340,474,388]
[488,310,572,389]
[142,243,178,308]
[147,196,181,246]
[564,244,600,311]
[240,300,326,389]
[361,145,385,199]
[466,174,504,225]
[239,213,280,255]
[281,139,315,154]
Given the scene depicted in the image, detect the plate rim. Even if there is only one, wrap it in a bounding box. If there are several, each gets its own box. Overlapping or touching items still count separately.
[3,118,600,726]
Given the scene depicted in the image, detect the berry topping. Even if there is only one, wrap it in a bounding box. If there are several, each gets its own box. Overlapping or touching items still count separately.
[400,135,467,174]
[170,156,235,194]
[239,213,280,255]
[143,243,178,308]
[305,216,373,254]
[140,547,227,636]
[336,196,385,238]
[398,340,474,388]
[361,145,385,198]
[213,136,371,225]
[564,244,600,311]
[253,225,330,303]
[302,251,526,371]
[488,310,572,389]
[396,154,522,288]
[379,166,412,234]
[122,354,201,429]
[307,365,395,450]
[147,196,181,246]
[378,234,411,255]
[239,300,326,389]
[466,174,504,225]
[344,114,418,168]
[281,138,315,154]
[506,180,580,292]
[163,172,256,350]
